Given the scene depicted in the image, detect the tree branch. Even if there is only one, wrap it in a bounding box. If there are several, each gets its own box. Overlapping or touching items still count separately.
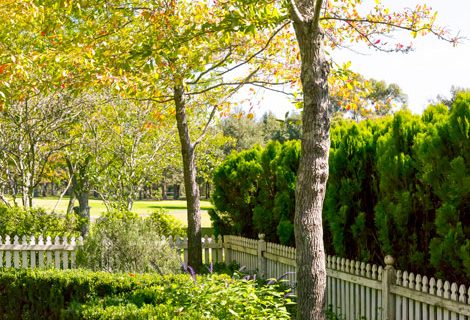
[186,47,233,85]
[193,105,218,148]
[290,0,305,23]
[216,22,290,77]
[313,0,324,28]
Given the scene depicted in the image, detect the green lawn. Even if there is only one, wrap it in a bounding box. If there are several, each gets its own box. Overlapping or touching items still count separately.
[31,197,213,228]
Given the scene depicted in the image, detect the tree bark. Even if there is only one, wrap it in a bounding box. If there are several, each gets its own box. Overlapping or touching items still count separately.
[174,84,202,271]
[66,157,91,237]
[162,181,167,200]
[291,2,331,319]
[77,191,90,237]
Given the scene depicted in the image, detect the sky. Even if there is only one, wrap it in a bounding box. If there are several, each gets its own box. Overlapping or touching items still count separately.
[252,0,470,118]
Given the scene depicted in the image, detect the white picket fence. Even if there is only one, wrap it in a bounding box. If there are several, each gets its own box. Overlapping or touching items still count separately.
[1,233,469,319]
[223,234,470,320]
[0,235,83,269]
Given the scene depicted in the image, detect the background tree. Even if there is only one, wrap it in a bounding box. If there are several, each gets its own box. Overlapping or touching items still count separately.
[0,93,82,208]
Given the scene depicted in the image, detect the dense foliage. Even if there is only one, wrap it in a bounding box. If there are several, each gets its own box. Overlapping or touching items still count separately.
[212,141,300,245]
[212,94,470,283]
[0,269,294,319]
[0,204,79,238]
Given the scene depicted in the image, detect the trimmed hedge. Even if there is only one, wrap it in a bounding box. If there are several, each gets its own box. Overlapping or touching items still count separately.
[0,269,294,319]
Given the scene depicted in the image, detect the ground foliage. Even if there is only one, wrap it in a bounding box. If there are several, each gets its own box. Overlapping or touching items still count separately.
[0,269,294,319]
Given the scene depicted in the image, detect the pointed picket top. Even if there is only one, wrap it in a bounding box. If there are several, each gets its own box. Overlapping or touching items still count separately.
[422,275,428,293]
[403,271,409,287]
[372,264,378,280]
[415,274,422,291]
[409,273,415,289]
[396,270,403,286]
[70,237,76,246]
[450,282,458,301]
[436,279,443,297]
[62,236,68,245]
[443,281,451,299]
[355,261,360,275]
[217,235,222,243]
[30,235,36,245]
[46,236,52,245]
[458,284,466,303]
[378,266,383,281]
[366,263,372,278]
[22,235,28,245]
[429,277,436,295]
[54,236,60,245]
[13,235,19,245]
[5,235,11,245]
[360,262,366,277]
[38,235,44,245]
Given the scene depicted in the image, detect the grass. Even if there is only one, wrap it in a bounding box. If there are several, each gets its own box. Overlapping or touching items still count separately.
[31,197,213,229]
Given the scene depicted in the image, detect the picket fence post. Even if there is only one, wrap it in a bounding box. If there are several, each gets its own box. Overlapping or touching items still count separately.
[257,234,267,277]
[382,255,396,320]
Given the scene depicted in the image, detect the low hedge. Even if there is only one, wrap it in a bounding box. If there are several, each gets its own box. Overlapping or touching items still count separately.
[0,269,294,319]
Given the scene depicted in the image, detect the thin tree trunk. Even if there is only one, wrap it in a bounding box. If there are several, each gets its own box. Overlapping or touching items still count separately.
[174,84,202,271]
[67,191,76,215]
[292,4,331,319]
[77,191,90,237]
[162,181,167,200]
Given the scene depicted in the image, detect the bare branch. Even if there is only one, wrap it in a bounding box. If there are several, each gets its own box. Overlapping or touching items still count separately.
[216,22,290,77]
[193,105,218,148]
[187,47,233,85]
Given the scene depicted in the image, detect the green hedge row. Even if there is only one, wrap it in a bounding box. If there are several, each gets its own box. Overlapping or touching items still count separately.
[0,269,294,319]
[211,92,470,283]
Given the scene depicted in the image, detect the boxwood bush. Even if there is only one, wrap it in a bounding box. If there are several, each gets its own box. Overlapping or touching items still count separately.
[0,269,295,319]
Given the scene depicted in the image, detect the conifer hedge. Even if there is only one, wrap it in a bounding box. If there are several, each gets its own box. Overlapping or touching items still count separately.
[211,93,470,283]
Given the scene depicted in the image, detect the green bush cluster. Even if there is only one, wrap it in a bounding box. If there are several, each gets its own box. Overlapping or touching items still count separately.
[212,93,470,283]
[212,141,299,245]
[0,204,79,238]
[0,269,294,319]
[77,211,182,274]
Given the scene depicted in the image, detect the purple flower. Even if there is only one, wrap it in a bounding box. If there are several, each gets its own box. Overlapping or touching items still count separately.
[277,271,295,281]
[206,262,213,274]
[187,265,197,282]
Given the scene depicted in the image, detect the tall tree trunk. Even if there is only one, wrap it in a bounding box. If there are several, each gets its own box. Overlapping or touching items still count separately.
[174,85,202,271]
[291,2,331,319]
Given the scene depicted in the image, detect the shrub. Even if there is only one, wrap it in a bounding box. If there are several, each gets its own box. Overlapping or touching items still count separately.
[0,204,79,238]
[0,269,295,319]
[146,208,185,237]
[77,214,181,274]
